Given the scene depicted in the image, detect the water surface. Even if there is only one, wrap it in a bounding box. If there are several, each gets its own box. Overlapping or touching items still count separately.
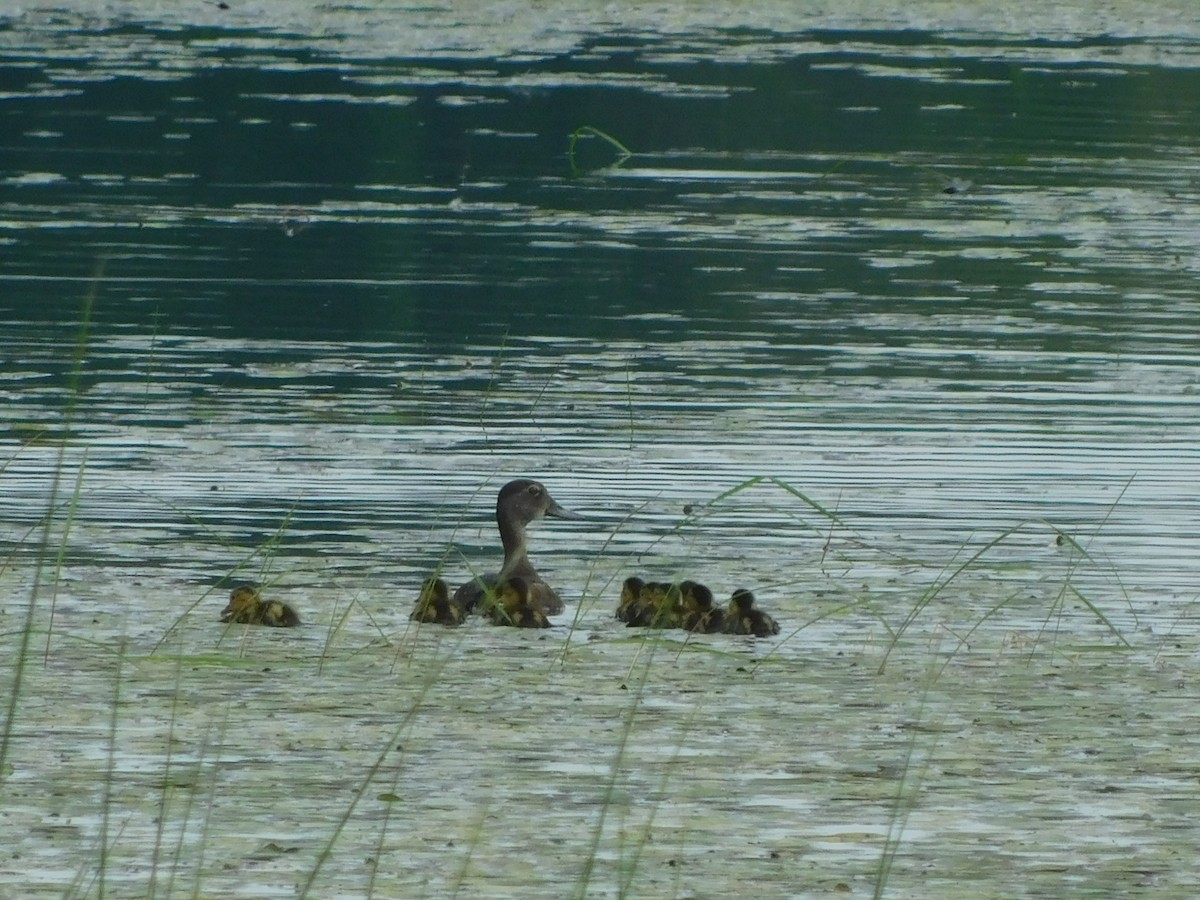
[1,3,1199,897]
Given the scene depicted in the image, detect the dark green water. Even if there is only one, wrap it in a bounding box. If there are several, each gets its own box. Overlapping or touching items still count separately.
[2,4,1200,897]
[3,5,1198,589]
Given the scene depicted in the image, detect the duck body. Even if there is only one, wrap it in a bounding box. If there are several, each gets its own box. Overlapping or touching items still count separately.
[724,589,779,637]
[410,577,465,626]
[220,584,300,628]
[482,577,551,629]
[453,478,580,616]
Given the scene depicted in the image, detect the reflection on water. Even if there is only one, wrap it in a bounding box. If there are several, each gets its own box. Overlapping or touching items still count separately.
[2,3,1200,897]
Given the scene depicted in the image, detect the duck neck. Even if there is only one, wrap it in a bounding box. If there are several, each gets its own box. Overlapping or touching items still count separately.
[497,515,537,579]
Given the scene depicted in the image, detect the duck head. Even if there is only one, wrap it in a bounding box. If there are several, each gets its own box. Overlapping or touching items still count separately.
[496,478,582,527]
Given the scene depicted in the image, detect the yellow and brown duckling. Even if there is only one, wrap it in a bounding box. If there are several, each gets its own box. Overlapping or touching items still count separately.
[220,583,300,628]
[454,478,582,617]
[616,577,682,628]
[410,577,466,626]
[615,576,646,623]
[481,576,551,629]
[678,580,725,634]
[724,589,779,637]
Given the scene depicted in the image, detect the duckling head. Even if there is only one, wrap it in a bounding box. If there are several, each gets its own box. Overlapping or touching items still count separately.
[221,583,261,620]
[730,588,756,612]
[496,575,531,610]
[418,577,450,604]
[620,576,645,606]
[680,580,715,610]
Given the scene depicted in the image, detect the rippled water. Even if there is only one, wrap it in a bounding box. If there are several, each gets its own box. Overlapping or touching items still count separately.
[2,3,1200,898]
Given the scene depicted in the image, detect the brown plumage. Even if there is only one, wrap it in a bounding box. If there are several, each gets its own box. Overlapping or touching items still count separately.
[410,577,465,626]
[678,580,724,633]
[453,478,582,616]
[220,584,300,628]
[724,589,779,637]
[482,576,551,629]
[617,578,681,628]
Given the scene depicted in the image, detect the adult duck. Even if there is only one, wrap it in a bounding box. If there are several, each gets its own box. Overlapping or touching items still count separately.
[453,478,581,615]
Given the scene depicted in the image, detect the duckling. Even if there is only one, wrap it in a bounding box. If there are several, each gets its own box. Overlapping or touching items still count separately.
[724,589,779,637]
[410,577,465,626]
[679,580,725,633]
[454,478,582,616]
[220,583,300,628]
[620,580,681,628]
[482,576,550,629]
[615,576,646,623]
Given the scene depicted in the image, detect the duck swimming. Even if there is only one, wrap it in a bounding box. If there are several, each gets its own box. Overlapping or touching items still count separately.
[220,584,300,628]
[482,576,551,629]
[724,589,779,637]
[453,478,581,616]
[679,580,724,633]
[410,577,465,626]
[617,577,681,628]
[616,576,647,624]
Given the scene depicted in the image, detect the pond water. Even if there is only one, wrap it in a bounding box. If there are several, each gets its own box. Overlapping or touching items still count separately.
[2,3,1199,898]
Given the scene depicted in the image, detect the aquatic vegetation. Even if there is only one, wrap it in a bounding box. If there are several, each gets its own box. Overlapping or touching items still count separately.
[567,124,632,177]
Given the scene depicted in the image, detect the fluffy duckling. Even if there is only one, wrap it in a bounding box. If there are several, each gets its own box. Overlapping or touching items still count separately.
[410,577,465,626]
[615,576,647,623]
[618,579,681,628]
[679,580,725,634]
[724,589,779,637]
[220,583,300,628]
[482,576,551,629]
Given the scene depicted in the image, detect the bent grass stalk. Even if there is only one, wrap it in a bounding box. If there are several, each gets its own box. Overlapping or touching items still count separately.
[567,125,633,177]
[878,518,1132,674]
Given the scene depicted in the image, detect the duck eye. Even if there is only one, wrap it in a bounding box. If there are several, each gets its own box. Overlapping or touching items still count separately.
[528,485,542,497]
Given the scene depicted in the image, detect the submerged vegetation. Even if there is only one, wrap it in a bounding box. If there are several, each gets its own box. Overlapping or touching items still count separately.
[4,8,1199,894]
[0,386,1172,897]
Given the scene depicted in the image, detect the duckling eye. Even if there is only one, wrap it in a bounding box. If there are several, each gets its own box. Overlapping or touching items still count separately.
[527,484,542,497]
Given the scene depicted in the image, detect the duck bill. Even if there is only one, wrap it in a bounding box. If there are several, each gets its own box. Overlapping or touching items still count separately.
[546,498,583,520]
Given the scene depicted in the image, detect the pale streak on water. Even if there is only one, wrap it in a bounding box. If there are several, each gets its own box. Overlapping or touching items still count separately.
[2,3,1200,898]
